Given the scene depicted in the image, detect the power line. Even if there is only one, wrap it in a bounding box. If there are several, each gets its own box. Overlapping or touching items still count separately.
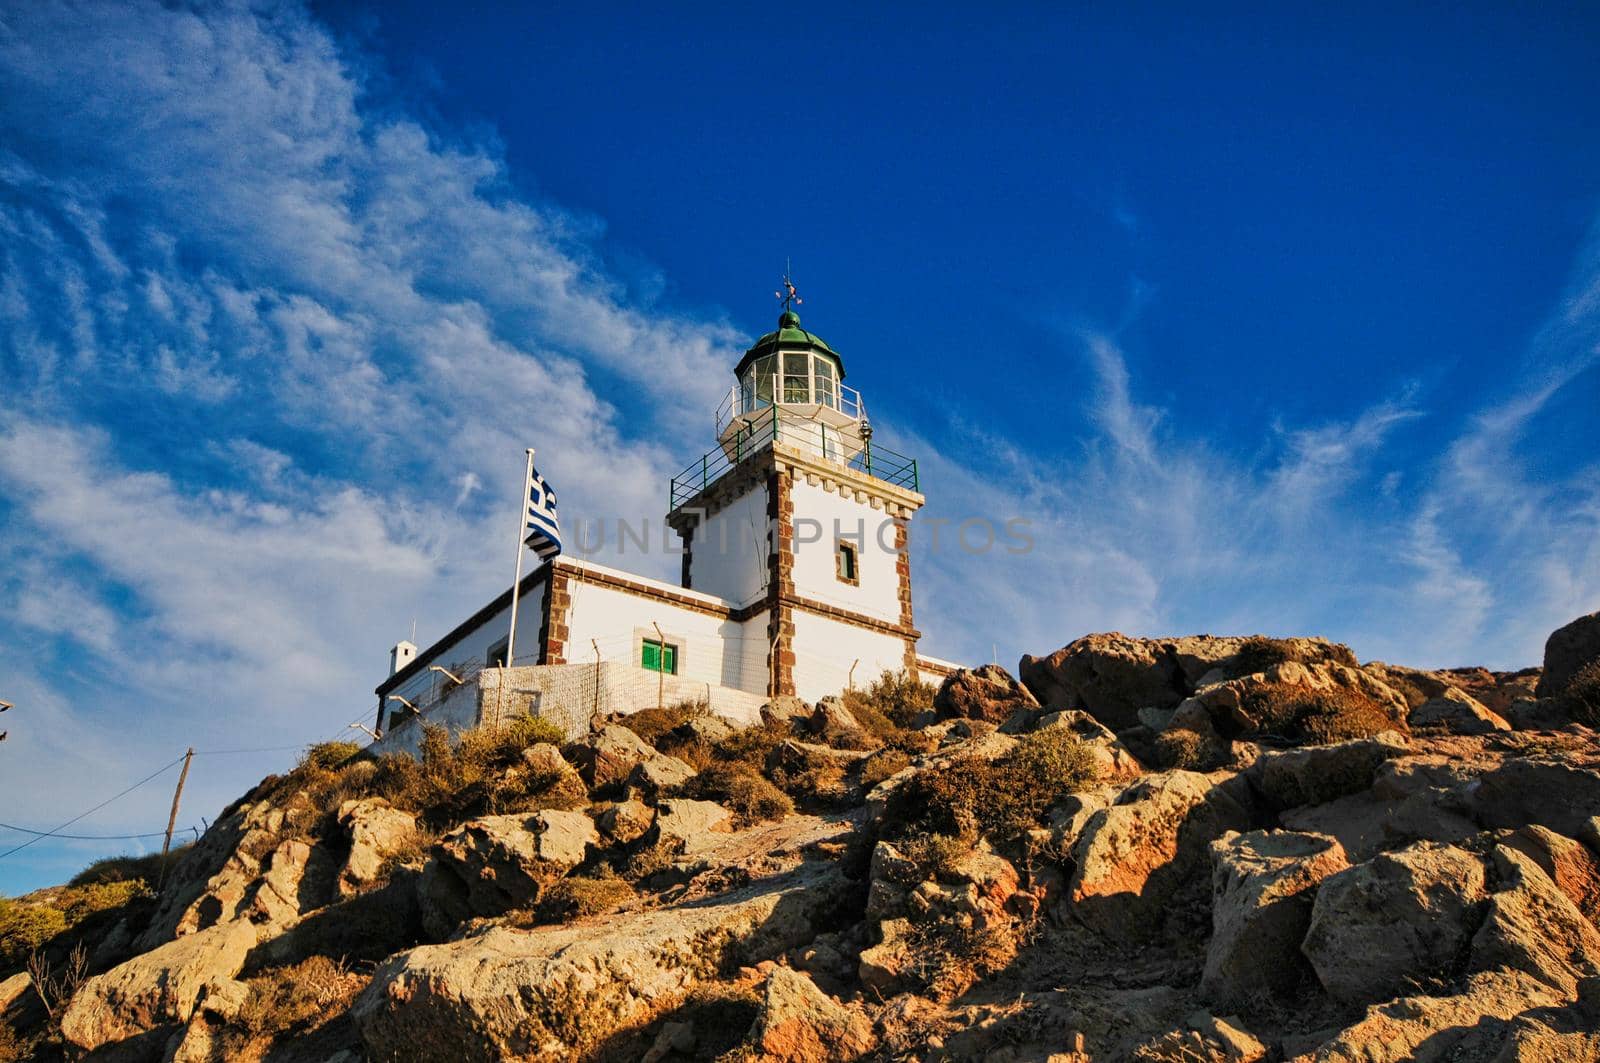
[0,754,189,861]
[0,822,181,841]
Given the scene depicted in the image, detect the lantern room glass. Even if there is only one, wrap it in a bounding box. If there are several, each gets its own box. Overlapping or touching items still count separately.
[739,350,841,411]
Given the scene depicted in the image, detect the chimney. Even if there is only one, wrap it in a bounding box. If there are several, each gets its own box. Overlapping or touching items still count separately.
[390,640,418,676]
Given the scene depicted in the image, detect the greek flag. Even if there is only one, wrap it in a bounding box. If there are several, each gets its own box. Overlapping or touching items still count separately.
[524,465,562,560]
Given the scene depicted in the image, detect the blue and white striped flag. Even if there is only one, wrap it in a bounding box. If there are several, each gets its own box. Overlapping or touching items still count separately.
[523,465,562,561]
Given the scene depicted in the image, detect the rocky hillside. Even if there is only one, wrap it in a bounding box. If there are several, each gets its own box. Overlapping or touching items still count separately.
[4,612,1600,1062]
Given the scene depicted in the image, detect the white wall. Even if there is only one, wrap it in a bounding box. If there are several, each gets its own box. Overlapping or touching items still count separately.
[789,478,903,623]
[686,482,771,607]
[562,578,767,694]
[790,609,909,703]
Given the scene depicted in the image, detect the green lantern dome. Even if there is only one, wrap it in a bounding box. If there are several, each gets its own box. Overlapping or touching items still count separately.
[734,310,845,381]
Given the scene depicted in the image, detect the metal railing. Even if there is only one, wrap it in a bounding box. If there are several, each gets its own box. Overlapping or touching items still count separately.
[670,406,919,510]
[715,375,866,438]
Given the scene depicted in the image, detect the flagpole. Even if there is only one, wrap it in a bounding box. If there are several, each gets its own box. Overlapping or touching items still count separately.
[503,448,535,727]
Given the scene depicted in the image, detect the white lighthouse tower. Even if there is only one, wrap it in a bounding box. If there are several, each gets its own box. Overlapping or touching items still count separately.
[667,281,926,700]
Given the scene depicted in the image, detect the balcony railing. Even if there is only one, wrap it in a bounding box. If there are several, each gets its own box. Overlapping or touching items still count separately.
[670,405,919,510]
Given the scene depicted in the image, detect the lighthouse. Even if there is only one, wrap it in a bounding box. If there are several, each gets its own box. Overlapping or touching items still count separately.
[374,283,949,750]
[667,294,927,699]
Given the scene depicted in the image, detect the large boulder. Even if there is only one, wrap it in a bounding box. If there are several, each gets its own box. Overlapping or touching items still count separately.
[1502,824,1600,924]
[934,664,1039,723]
[1470,844,1600,995]
[337,798,418,897]
[1245,731,1409,809]
[419,810,597,934]
[747,966,876,1062]
[1202,830,1350,1007]
[1537,610,1600,698]
[649,798,735,856]
[566,724,659,789]
[1302,842,1489,1006]
[1067,770,1252,938]
[60,919,259,1053]
[1408,687,1510,735]
[354,861,848,1060]
[1020,634,1186,731]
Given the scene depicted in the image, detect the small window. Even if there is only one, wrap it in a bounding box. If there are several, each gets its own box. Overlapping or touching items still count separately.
[835,540,859,585]
[641,639,678,675]
[487,637,509,669]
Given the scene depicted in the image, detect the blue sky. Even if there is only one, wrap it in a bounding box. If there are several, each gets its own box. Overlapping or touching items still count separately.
[1,1,1597,892]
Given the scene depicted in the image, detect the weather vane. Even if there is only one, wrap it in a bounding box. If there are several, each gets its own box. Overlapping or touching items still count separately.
[775,261,802,313]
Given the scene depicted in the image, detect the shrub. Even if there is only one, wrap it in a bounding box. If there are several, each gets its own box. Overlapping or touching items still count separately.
[882,728,1099,841]
[1231,636,1358,677]
[0,1022,20,1063]
[860,748,913,789]
[846,670,936,729]
[0,899,66,969]
[687,764,794,826]
[537,869,635,922]
[1238,682,1399,744]
[1559,659,1600,726]
[365,718,579,825]
[1154,727,1218,770]
[899,831,973,881]
[617,700,707,745]
[296,741,363,774]
[709,721,792,773]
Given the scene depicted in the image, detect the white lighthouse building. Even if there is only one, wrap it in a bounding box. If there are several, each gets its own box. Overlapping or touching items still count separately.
[372,301,955,750]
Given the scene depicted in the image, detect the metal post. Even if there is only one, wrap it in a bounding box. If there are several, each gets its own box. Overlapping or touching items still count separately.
[592,639,601,720]
[848,658,859,692]
[503,448,536,729]
[701,454,707,491]
[652,621,666,713]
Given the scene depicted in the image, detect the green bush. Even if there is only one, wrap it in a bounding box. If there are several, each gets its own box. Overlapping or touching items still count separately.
[296,741,363,774]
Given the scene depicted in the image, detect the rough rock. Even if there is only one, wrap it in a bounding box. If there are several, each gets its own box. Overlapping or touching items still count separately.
[626,750,697,793]
[1167,636,1252,687]
[856,917,916,995]
[419,810,598,933]
[747,966,875,1062]
[1246,731,1409,809]
[1409,686,1510,734]
[520,741,577,780]
[1537,610,1600,697]
[761,696,814,728]
[681,714,738,744]
[1202,830,1349,1007]
[60,919,258,1052]
[596,797,655,844]
[1302,842,1489,1006]
[354,861,848,1060]
[1068,770,1253,937]
[1019,633,1187,731]
[1132,1010,1269,1062]
[1470,844,1600,995]
[1289,969,1568,1063]
[650,798,735,855]
[934,664,1039,724]
[567,724,661,788]
[812,695,861,734]
[0,971,32,1013]
[1502,823,1600,923]
[337,798,418,897]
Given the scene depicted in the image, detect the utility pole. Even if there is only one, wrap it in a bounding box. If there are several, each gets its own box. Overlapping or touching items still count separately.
[159,748,194,889]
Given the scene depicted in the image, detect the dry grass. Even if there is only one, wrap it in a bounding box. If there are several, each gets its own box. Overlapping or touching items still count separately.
[882,728,1099,841]
[69,847,189,887]
[1237,682,1400,744]
[0,1022,21,1063]
[909,914,1021,1002]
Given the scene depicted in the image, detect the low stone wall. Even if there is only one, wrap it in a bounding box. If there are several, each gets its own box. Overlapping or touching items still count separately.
[369,662,768,756]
